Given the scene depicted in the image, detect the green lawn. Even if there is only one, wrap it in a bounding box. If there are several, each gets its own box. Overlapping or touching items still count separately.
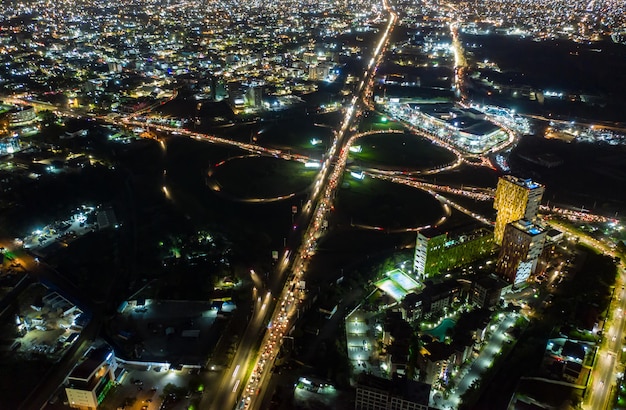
[349,132,456,170]
[335,174,445,230]
[211,156,318,199]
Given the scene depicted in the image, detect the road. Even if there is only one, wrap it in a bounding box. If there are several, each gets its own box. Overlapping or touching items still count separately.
[546,221,625,410]
[223,3,398,410]
[585,265,626,410]
[522,113,626,134]
[205,290,273,410]
[438,313,517,410]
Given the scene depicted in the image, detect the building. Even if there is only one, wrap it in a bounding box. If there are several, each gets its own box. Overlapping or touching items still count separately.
[496,219,547,285]
[0,134,20,154]
[418,341,461,386]
[245,85,263,108]
[384,339,410,377]
[382,102,508,154]
[65,346,116,410]
[8,105,37,126]
[107,61,123,73]
[308,62,335,81]
[413,226,493,280]
[470,275,505,308]
[0,103,36,129]
[380,311,412,376]
[96,207,118,230]
[545,228,564,243]
[493,176,544,245]
[209,75,228,101]
[355,373,431,410]
[401,280,463,322]
[543,338,588,383]
[318,298,339,319]
[227,81,246,109]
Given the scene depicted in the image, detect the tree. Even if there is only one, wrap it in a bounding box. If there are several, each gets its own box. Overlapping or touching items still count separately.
[39,110,57,127]
[161,382,186,400]
[188,376,203,393]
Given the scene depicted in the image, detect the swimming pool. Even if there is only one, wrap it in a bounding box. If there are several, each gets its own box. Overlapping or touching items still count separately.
[426,318,456,341]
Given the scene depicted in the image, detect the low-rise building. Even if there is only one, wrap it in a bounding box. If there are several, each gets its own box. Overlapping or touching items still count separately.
[418,339,474,386]
[7,105,36,126]
[66,346,116,410]
[401,279,462,322]
[355,373,431,410]
[470,275,506,308]
[418,341,455,386]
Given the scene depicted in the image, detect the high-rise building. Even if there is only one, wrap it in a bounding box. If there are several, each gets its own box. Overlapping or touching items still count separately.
[413,226,493,280]
[227,81,246,109]
[496,219,547,285]
[246,85,263,108]
[493,176,544,245]
[210,75,228,101]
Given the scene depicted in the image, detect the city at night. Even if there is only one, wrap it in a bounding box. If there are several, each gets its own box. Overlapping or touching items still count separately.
[0,0,625,409]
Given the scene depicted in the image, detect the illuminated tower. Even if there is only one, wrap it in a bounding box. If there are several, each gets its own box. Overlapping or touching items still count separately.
[496,219,546,285]
[493,176,544,245]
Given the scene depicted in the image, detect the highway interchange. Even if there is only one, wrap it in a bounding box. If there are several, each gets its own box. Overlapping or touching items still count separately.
[109,4,623,407]
[204,2,400,409]
[3,0,625,409]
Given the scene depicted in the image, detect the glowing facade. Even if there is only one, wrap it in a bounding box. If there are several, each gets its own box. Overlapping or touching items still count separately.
[413,226,494,280]
[493,176,544,245]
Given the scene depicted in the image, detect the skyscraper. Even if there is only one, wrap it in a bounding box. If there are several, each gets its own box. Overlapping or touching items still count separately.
[493,176,544,245]
[496,219,547,284]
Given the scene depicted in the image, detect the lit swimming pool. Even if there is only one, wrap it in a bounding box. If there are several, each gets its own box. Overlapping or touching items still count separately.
[426,318,456,341]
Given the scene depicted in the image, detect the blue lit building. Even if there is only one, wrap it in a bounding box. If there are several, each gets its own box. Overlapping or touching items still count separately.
[0,134,20,155]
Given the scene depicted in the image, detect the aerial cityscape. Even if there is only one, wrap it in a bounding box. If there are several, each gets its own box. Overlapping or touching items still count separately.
[0,0,625,409]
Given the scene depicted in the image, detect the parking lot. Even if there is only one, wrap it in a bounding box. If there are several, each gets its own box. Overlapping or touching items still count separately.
[114,300,224,365]
[22,205,98,257]
[100,366,212,410]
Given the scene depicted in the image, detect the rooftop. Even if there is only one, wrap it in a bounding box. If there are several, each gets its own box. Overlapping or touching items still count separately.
[69,346,113,382]
[357,373,431,405]
[511,219,546,236]
[503,175,543,191]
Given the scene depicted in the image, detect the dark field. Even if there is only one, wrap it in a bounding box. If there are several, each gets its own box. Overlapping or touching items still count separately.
[463,34,626,122]
[349,132,457,170]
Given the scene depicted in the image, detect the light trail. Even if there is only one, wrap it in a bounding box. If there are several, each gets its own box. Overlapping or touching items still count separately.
[235,2,398,409]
